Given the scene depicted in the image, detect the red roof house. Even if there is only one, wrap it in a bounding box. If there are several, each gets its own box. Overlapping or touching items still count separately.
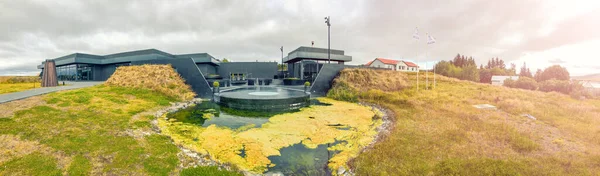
[365,58,419,72]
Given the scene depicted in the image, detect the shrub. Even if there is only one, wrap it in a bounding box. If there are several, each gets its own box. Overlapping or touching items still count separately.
[538,79,572,94]
[105,64,196,100]
[327,81,358,102]
[503,78,516,88]
[538,65,570,82]
[504,77,538,90]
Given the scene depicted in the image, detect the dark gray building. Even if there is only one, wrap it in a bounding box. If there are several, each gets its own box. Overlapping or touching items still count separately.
[284,46,352,82]
[37,49,278,82]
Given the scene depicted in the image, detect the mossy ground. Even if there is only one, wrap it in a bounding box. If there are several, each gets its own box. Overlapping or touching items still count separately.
[159,98,382,174]
[329,69,600,175]
[0,85,240,175]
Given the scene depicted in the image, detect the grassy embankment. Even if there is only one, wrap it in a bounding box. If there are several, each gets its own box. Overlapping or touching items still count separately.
[0,76,41,94]
[0,65,240,175]
[328,69,600,175]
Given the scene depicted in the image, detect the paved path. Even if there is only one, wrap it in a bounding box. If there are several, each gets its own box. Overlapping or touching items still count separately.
[0,81,104,104]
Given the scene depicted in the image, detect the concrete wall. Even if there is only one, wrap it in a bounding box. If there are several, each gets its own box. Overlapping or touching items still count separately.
[218,62,277,79]
[93,65,104,81]
[132,58,213,98]
[309,64,357,96]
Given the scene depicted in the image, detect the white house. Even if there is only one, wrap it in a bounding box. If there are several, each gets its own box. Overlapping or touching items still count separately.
[491,76,519,86]
[365,58,418,72]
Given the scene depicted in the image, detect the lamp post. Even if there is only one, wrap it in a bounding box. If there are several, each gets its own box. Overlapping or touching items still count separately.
[324,16,331,64]
[280,46,284,79]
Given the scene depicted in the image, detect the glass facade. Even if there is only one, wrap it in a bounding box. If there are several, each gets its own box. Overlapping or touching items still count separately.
[56,64,94,81]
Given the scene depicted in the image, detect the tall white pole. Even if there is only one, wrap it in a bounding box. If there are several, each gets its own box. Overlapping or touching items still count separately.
[426,61,428,90]
[431,44,435,89]
[415,39,419,92]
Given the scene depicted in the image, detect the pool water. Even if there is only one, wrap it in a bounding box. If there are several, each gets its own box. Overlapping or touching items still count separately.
[202,114,269,129]
[266,142,340,176]
[166,102,269,130]
[166,101,339,175]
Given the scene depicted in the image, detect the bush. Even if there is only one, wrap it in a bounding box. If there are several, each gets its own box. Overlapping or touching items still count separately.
[327,81,358,102]
[538,65,570,82]
[504,77,538,90]
[539,79,572,94]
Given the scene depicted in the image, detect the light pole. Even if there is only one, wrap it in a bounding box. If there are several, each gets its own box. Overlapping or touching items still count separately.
[324,16,331,64]
[280,46,283,79]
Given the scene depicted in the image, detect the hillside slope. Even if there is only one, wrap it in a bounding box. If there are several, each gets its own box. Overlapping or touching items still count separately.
[328,68,600,175]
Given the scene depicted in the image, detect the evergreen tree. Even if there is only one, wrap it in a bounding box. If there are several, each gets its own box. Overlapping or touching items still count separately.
[519,62,533,78]
[534,69,543,82]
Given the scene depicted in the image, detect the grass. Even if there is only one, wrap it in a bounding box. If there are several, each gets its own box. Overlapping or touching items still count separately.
[0,85,240,175]
[0,83,41,94]
[180,166,242,176]
[0,76,40,84]
[104,65,196,100]
[0,153,62,176]
[329,69,600,175]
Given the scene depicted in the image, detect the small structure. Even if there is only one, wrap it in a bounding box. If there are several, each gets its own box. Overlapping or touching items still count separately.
[284,46,352,83]
[491,76,519,86]
[582,81,600,96]
[41,60,58,87]
[364,58,418,72]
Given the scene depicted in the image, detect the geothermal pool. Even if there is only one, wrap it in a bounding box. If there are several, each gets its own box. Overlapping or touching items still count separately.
[216,86,310,112]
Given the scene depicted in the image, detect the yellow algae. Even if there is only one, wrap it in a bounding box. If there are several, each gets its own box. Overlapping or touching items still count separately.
[158,97,383,174]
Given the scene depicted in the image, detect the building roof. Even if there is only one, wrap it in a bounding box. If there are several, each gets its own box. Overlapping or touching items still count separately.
[39,49,219,69]
[403,61,418,67]
[283,46,352,63]
[491,76,519,82]
[366,58,418,67]
[375,58,399,65]
[583,81,600,89]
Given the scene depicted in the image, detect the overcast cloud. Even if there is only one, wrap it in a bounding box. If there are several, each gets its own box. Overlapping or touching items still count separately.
[1,0,599,76]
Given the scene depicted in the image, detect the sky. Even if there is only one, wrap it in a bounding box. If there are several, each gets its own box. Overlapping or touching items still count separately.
[1,0,599,76]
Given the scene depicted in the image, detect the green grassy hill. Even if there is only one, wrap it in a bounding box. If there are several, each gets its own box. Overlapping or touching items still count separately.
[328,69,600,175]
[0,66,239,176]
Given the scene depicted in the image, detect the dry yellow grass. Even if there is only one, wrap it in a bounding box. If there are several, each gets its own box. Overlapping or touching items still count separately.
[0,96,46,118]
[0,134,73,174]
[0,76,40,84]
[334,68,409,92]
[328,69,600,175]
[0,83,41,95]
[105,64,196,100]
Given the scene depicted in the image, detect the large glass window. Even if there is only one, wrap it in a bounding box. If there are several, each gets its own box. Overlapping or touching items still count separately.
[56,64,93,81]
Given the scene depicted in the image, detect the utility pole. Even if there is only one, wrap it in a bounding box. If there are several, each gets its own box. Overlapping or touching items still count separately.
[280,46,283,79]
[324,16,331,64]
